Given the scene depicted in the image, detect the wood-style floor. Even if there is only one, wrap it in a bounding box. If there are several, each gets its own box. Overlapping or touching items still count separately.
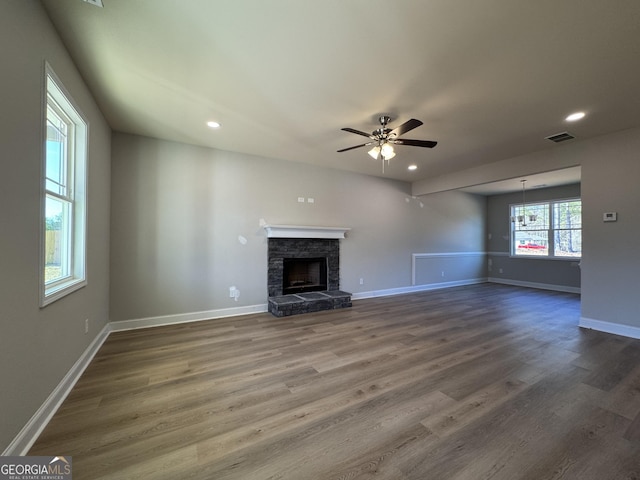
[30,284,640,479]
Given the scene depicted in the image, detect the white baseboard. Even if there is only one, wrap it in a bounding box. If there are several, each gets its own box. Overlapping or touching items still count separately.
[2,323,112,456]
[487,277,580,294]
[109,303,269,332]
[579,317,640,340]
[352,278,487,300]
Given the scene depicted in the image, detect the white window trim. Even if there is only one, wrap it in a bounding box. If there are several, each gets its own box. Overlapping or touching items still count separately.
[509,197,581,261]
[40,63,89,307]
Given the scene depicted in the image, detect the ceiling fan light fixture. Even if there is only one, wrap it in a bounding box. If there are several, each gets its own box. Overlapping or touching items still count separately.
[368,146,380,159]
[380,143,395,158]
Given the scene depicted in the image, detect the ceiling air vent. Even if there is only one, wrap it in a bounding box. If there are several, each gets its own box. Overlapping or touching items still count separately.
[546,132,575,143]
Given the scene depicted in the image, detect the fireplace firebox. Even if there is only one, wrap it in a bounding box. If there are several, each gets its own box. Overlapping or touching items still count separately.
[283,257,328,294]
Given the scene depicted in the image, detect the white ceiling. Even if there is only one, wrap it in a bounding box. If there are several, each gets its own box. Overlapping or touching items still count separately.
[41,0,640,188]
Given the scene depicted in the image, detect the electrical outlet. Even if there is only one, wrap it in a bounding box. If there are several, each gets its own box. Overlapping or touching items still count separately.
[84,318,89,334]
[359,278,364,285]
[441,271,445,277]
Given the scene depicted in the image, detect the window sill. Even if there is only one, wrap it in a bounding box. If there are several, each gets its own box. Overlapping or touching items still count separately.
[41,278,87,307]
[508,254,581,262]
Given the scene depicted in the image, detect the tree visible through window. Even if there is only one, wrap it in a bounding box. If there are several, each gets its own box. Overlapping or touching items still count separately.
[511,199,581,258]
[42,65,88,306]
[553,200,582,257]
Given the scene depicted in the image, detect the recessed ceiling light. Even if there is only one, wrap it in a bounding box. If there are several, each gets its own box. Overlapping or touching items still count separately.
[206,121,221,129]
[408,165,418,171]
[565,112,585,122]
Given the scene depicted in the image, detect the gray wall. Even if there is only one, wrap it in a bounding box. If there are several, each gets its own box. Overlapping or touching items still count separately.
[110,133,487,322]
[0,0,111,451]
[580,128,640,328]
[487,184,581,290]
[413,127,640,332]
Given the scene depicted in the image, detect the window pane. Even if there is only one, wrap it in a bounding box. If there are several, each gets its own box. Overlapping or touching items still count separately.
[555,229,582,257]
[514,230,549,256]
[45,107,67,196]
[554,200,581,229]
[513,202,549,231]
[45,195,71,283]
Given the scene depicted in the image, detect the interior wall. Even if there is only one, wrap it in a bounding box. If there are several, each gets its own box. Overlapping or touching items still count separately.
[110,133,486,322]
[486,184,581,290]
[0,0,111,452]
[579,128,640,329]
[412,126,640,333]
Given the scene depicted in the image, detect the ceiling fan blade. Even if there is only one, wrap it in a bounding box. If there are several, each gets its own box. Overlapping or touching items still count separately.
[337,143,371,153]
[390,118,423,137]
[341,127,373,138]
[393,138,438,148]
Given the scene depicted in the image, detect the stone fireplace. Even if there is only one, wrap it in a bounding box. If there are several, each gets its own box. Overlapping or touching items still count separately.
[264,225,352,317]
[267,237,339,297]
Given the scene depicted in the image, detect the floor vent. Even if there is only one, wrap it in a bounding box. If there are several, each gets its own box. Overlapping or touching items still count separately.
[546,132,575,143]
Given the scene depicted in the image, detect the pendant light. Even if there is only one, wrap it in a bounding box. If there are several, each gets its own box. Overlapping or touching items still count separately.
[511,179,537,227]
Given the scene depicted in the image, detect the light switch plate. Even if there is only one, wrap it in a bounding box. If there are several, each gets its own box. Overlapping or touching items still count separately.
[603,212,617,222]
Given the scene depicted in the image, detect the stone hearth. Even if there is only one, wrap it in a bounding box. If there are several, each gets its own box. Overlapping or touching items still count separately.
[268,290,352,317]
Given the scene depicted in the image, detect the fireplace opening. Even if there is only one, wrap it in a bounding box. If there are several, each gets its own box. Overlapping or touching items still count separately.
[283,257,328,294]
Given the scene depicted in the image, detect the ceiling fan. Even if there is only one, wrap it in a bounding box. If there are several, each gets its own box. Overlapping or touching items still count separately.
[337,115,437,172]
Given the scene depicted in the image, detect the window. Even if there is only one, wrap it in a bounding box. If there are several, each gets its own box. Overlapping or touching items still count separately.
[511,198,581,259]
[41,65,88,306]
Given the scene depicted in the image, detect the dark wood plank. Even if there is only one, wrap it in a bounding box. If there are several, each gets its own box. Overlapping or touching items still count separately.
[624,410,640,442]
[28,284,640,480]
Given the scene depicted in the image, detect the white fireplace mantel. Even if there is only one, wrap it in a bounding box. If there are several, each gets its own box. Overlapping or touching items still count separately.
[263,224,350,239]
